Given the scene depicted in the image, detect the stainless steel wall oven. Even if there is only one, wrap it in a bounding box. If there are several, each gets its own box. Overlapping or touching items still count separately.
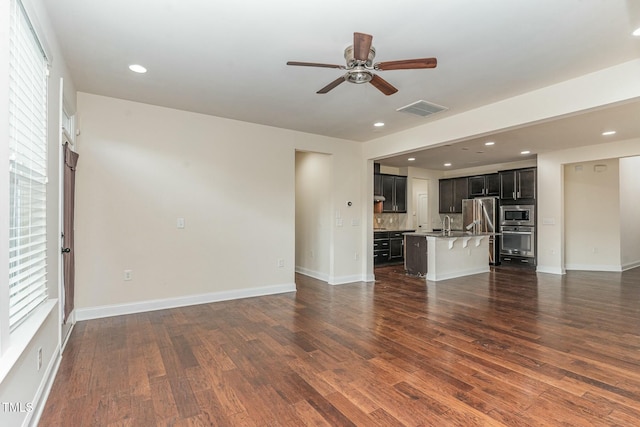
[500,225,535,258]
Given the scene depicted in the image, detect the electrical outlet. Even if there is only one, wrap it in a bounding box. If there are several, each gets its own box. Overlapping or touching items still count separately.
[177,217,185,229]
[124,269,133,281]
[277,259,284,268]
[37,347,42,371]
[354,252,359,261]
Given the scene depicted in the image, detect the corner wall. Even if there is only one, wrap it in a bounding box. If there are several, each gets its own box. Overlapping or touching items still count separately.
[564,159,621,270]
[295,151,331,281]
[73,93,366,318]
[537,138,640,273]
[620,156,640,269]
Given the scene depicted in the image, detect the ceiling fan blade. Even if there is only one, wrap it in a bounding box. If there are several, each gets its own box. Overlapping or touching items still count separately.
[353,32,373,61]
[369,74,398,95]
[317,76,346,94]
[375,58,438,71]
[287,61,344,69]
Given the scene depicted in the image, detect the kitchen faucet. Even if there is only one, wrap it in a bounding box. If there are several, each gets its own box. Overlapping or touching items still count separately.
[442,215,452,234]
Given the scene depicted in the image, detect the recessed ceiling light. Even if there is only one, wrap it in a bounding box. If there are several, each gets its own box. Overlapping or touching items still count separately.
[521,150,531,155]
[408,157,415,161]
[485,141,495,146]
[633,27,640,36]
[602,130,616,136]
[444,163,452,167]
[373,122,385,127]
[476,151,484,154]
[129,64,147,73]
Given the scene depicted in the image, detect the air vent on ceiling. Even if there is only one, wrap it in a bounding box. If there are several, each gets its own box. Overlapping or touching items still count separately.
[396,100,448,117]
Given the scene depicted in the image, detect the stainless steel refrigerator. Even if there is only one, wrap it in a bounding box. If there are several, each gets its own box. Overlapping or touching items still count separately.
[462,197,500,265]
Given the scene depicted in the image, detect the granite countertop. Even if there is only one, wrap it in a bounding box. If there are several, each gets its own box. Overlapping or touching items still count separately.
[404,230,498,238]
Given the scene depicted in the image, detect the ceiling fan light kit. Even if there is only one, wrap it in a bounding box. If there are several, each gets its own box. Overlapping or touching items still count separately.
[287,32,437,96]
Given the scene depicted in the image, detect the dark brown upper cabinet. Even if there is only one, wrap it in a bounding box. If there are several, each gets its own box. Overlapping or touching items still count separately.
[468,173,500,197]
[439,177,468,213]
[499,168,536,202]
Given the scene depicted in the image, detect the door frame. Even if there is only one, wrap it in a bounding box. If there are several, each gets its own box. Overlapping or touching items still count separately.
[58,78,76,352]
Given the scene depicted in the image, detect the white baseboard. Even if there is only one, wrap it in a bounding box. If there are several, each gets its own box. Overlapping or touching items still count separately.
[536,265,565,275]
[328,274,367,285]
[295,267,370,286]
[622,260,640,271]
[565,264,622,272]
[75,283,296,321]
[295,266,329,282]
[427,266,489,282]
[27,344,62,427]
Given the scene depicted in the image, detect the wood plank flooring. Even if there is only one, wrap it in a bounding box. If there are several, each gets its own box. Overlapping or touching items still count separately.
[39,265,640,426]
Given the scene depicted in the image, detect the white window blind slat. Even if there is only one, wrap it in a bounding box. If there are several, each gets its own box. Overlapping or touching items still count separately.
[8,0,49,331]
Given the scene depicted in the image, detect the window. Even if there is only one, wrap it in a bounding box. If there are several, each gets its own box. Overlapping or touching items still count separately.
[8,0,49,331]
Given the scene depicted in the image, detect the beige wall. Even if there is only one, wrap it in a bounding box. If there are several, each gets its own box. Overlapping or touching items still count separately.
[620,156,640,269]
[295,151,331,281]
[564,159,621,270]
[74,92,365,316]
[537,138,640,273]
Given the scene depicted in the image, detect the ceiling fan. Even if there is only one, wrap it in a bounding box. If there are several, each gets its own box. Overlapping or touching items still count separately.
[287,32,437,95]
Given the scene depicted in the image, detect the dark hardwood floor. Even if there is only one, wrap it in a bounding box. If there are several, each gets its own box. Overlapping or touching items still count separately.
[40,265,640,426]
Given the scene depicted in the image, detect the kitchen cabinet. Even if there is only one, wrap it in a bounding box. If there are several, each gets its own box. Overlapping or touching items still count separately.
[389,231,405,261]
[374,174,382,196]
[468,173,500,197]
[404,234,427,276]
[374,231,390,265]
[500,168,536,202]
[439,177,468,213]
[380,174,407,213]
[374,230,412,264]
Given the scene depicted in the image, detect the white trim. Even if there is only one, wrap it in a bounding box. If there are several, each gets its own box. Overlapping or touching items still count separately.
[24,343,61,427]
[536,265,566,275]
[427,266,489,282]
[296,268,373,285]
[565,264,623,272]
[364,273,375,283]
[295,266,329,282]
[622,261,640,271]
[75,283,296,321]
[60,315,74,354]
[328,274,368,285]
[0,300,56,384]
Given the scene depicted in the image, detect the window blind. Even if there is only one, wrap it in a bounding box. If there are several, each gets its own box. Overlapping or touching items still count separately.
[8,0,49,331]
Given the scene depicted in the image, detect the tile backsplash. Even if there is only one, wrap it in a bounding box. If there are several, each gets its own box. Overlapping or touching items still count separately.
[373,213,409,230]
[373,213,464,231]
[437,213,463,231]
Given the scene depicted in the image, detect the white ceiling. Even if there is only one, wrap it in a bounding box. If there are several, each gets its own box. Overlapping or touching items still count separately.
[42,0,640,169]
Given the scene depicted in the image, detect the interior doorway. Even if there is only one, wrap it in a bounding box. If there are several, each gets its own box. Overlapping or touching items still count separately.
[412,178,430,231]
[294,151,332,282]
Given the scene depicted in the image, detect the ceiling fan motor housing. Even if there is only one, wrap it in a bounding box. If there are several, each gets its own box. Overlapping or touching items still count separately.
[346,68,373,84]
[344,45,376,68]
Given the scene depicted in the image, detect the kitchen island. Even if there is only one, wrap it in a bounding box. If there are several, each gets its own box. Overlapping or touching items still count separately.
[404,231,492,281]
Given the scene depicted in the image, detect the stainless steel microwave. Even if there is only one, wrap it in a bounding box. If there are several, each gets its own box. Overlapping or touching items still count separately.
[500,204,535,226]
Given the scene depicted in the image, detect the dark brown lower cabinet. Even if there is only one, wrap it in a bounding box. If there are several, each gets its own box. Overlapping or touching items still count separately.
[404,234,427,276]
